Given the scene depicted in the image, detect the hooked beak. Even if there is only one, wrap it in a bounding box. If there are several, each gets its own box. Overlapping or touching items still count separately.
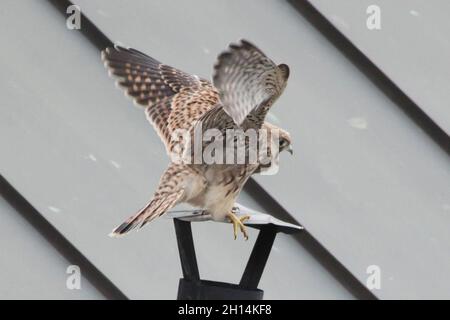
[287,144,293,155]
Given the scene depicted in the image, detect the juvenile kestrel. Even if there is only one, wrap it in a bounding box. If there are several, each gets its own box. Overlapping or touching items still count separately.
[102,40,291,239]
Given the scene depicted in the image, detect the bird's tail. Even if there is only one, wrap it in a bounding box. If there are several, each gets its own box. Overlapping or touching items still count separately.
[109,190,184,237]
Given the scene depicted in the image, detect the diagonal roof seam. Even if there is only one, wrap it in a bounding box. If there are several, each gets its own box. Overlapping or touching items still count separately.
[0,174,129,300]
[289,0,450,156]
[45,0,378,299]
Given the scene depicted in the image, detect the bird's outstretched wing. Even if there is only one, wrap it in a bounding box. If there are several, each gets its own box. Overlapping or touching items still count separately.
[102,46,203,106]
[212,39,289,127]
[101,46,218,155]
[109,164,206,237]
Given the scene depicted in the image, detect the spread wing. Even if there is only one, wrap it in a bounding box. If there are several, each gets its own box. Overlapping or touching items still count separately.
[212,39,289,128]
[101,45,218,155]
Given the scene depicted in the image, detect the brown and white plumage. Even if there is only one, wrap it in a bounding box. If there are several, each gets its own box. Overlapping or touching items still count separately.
[102,40,291,238]
[110,163,206,235]
[212,39,289,127]
[102,46,217,156]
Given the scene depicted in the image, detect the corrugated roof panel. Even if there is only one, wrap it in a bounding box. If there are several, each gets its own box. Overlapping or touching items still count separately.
[0,195,104,299]
[0,0,353,299]
[72,0,450,298]
[309,0,450,135]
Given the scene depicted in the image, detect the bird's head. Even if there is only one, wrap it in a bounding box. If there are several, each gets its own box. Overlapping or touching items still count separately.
[278,128,293,155]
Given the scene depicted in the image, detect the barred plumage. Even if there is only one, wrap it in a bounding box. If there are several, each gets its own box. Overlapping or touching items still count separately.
[102,40,292,239]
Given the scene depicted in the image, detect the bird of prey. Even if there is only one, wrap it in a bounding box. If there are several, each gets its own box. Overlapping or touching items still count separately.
[102,40,292,239]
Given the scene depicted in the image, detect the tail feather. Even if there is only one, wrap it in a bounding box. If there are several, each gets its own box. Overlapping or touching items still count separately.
[109,190,184,237]
[109,200,159,237]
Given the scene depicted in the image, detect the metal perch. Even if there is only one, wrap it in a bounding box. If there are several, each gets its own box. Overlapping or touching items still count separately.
[166,203,303,300]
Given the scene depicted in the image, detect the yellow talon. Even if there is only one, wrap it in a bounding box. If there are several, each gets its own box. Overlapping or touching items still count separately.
[226,213,250,240]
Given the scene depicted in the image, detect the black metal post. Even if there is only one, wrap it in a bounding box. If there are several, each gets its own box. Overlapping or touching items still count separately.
[239,225,277,289]
[174,219,278,300]
[173,219,200,282]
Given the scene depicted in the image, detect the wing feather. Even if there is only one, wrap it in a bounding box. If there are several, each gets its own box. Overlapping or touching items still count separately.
[102,45,202,107]
[102,45,218,157]
[212,39,289,127]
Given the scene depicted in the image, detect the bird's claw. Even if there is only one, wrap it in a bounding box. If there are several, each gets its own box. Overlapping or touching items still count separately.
[227,212,250,240]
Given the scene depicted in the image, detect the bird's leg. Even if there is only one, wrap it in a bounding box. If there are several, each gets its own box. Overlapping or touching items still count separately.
[226,210,251,240]
[232,207,250,236]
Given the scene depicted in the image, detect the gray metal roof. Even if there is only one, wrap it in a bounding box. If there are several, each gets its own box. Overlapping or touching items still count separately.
[1,0,449,299]
[311,0,450,135]
[0,194,103,299]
